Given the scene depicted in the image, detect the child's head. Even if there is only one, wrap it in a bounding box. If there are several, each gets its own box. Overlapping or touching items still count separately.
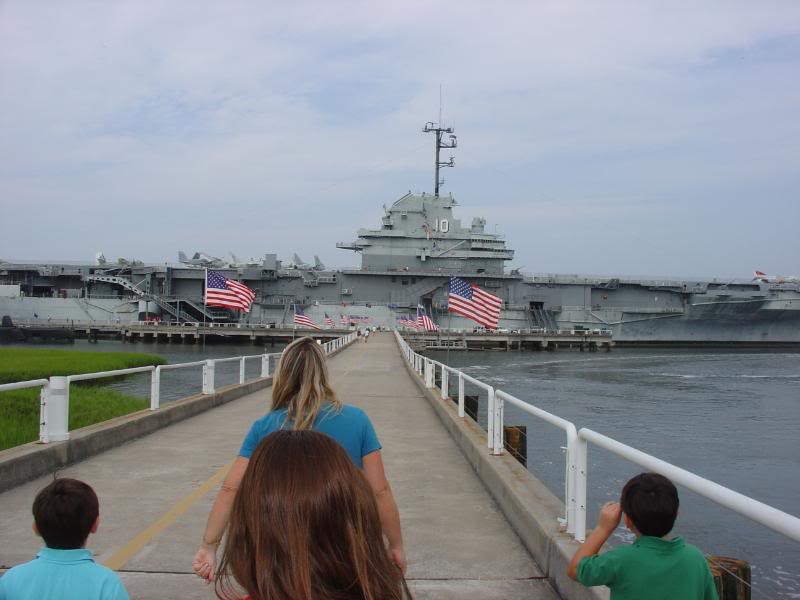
[272,336,340,429]
[620,473,679,537]
[216,430,406,600]
[32,478,99,549]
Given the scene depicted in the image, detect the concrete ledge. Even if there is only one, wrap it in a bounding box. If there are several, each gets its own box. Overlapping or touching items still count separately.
[0,377,272,494]
[398,348,608,600]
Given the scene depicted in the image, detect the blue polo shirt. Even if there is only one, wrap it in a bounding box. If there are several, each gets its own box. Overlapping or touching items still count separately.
[0,547,129,600]
[239,403,381,468]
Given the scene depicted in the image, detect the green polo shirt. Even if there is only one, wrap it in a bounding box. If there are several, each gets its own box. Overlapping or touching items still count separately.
[577,536,718,600]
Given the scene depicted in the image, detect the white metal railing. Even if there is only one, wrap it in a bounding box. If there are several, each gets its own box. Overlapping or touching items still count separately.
[394,330,800,545]
[0,332,358,445]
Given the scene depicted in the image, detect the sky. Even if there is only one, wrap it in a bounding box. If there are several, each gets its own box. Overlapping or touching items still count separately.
[1,1,799,278]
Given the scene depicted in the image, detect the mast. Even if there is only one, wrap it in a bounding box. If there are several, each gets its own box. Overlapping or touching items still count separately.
[423,122,457,197]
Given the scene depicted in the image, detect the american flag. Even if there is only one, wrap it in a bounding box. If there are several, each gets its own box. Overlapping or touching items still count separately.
[293,306,321,330]
[205,270,255,312]
[417,304,439,331]
[447,276,502,329]
[340,314,348,326]
[324,313,334,328]
[405,317,420,329]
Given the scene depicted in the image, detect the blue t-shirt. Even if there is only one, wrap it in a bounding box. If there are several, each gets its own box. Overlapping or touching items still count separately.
[0,547,129,600]
[239,403,381,468]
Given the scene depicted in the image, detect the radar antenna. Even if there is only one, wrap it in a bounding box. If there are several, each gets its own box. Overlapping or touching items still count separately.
[423,121,457,197]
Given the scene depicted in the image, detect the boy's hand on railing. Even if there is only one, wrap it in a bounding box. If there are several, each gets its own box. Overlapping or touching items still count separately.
[598,501,622,533]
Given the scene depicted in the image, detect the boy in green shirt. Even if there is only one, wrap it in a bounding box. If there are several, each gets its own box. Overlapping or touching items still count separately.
[567,472,718,600]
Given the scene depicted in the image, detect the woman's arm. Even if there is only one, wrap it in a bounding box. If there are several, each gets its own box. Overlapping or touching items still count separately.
[192,456,250,582]
[362,450,406,574]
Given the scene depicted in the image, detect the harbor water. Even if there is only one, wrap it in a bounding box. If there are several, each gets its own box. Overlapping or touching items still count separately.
[429,346,800,599]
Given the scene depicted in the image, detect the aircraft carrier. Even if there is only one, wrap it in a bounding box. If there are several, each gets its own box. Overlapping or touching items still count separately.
[2,124,799,346]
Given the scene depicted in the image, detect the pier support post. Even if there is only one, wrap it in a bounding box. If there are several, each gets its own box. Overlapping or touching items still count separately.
[504,426,527,467]
[43,376,70,442]
[707,556,750,599]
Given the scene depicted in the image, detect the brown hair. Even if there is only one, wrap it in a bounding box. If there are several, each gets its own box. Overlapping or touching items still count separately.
[33,478,99,549]
[271,336,341,430]
[215,430,408,600]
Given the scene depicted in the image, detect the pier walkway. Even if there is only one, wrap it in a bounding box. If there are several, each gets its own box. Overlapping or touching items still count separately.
[0,333,558,599]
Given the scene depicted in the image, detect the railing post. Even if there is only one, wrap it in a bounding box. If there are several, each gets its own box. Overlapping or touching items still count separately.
[458,373,465,418]
[487,387,494,450]
[492,388,504,455]
[261,354,270,378]
[425,360,434,388]
[239,357,246,384]
[45,376,70,442]
[565,426,579,535]
[441,366,448,400]
[38,384,50,443]
[150,366,160,410]
[574,435,588,542]
[203,360,216,395]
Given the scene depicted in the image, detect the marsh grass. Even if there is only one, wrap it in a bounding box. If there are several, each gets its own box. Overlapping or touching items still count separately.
[0,348,166,450]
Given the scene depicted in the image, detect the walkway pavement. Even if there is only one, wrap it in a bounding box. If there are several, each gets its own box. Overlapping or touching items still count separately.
[0,333,558,599]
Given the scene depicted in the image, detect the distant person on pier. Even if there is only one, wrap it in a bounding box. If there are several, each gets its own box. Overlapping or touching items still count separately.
[0,478,129,600]
[213,430,410,600]
[567,472,718,600]
[193,336,405,583]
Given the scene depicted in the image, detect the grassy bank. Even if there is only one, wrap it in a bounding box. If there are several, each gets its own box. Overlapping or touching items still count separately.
[0,348,166,450]
[0,348,166,383]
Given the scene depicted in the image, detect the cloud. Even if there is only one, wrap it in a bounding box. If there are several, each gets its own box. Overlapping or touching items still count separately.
[1,1,799,276]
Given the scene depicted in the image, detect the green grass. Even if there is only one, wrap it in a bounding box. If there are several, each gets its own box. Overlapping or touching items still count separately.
[0,348,166,384]
[0,348,166,450]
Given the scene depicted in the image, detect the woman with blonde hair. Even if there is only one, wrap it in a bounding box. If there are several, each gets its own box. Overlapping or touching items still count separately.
[193,337,405,582]
[215,430,410,600]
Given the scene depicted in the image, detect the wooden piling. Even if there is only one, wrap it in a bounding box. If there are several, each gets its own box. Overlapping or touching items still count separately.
[464,394,479,422]
[707,556,750,600]
[503,426,527,467]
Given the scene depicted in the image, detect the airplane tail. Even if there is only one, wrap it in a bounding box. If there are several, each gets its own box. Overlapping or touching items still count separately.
[754,270,766,278]
[178,251,188,261]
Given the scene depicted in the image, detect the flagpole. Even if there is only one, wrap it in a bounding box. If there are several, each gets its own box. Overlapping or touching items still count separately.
[203,268,207,350]
[446,307,452,365]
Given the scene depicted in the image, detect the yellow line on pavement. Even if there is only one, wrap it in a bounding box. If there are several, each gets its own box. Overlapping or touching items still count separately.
[104,461,232,571]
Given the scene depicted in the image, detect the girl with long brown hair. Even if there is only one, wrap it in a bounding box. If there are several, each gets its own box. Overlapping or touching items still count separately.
[215,430,409,600]
[193,337,405,583]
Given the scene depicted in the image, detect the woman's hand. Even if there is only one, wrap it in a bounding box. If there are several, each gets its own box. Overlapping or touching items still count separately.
[192,542,218,583]
[389,544,407,575]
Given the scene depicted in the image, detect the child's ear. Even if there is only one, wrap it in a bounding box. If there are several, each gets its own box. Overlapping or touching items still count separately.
[32,521,40,537]
[90,516,100,534]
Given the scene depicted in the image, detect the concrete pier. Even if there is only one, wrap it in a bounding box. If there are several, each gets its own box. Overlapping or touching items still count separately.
[0,333,560,599]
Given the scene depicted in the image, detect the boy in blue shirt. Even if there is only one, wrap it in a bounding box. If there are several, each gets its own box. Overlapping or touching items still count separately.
[567,472,718,600]
[0,478,129,600]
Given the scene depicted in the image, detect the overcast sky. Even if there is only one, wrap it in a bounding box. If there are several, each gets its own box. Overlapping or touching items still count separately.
[1,1,799,278]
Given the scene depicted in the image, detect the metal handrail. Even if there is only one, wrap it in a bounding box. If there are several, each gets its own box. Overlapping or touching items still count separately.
[496,389,580,536]
[0,379,50,393]
[1,332,358,445]
[394,329,800,545]
[576,428,800,543]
